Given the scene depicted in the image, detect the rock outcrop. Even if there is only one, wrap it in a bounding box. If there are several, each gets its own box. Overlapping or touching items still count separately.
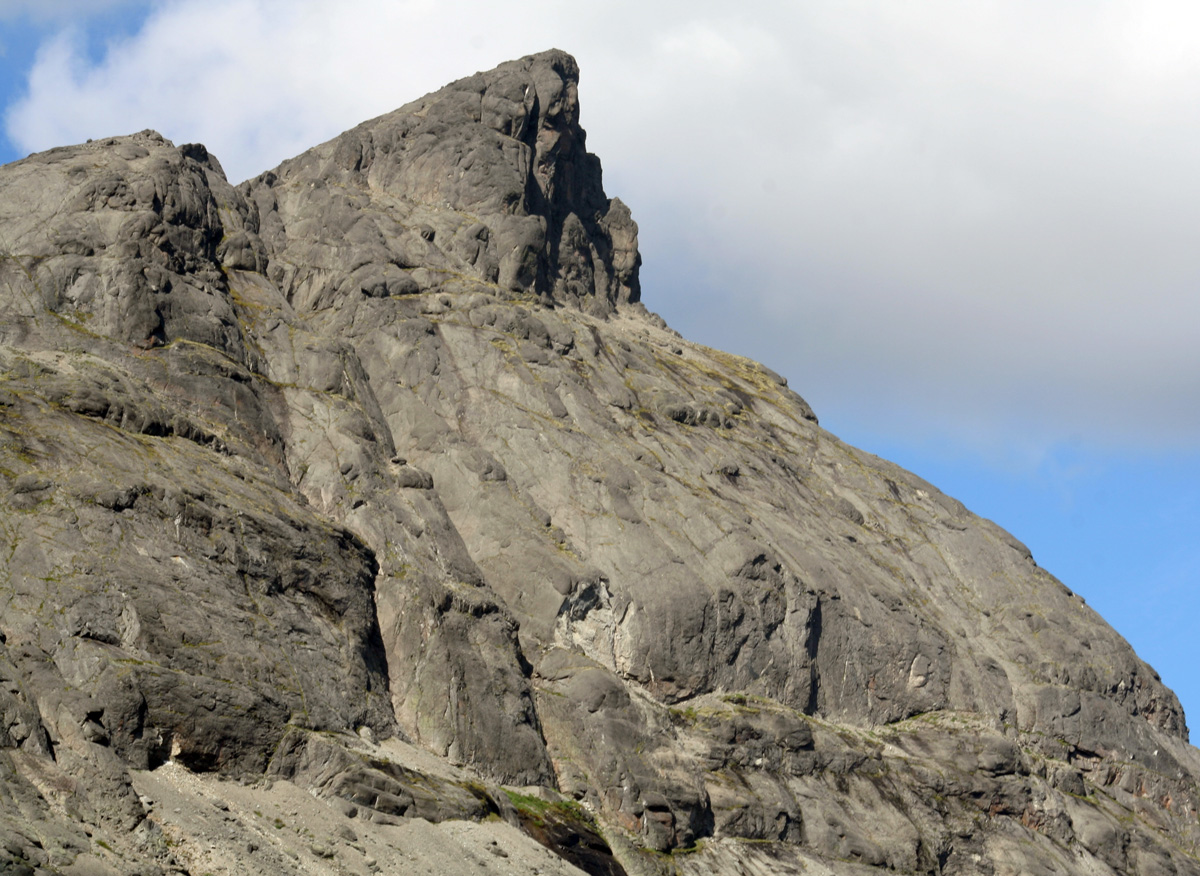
[0,49,1198,876]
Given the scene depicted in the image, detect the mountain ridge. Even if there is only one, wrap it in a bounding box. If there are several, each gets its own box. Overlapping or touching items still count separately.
[0,49,1197,876]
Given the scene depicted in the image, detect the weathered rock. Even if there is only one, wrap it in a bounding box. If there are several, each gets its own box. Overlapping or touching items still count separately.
[0,49,1198,876]
[245,49,639,316]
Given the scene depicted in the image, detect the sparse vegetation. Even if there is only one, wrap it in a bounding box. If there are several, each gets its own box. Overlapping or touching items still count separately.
[503,789,592,827]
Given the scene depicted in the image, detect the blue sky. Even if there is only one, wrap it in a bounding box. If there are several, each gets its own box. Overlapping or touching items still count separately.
[3,1,1197,733]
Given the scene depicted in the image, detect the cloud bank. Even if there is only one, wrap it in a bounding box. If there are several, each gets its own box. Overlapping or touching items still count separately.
[7,0,1200,451]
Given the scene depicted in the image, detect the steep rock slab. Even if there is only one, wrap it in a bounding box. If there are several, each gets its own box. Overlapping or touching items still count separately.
[223,235,553,786]
[0,133,396,775]
[242,49,1197,862]
[0,116,549,866]
[0,112,554,791]
[0,347,396,759]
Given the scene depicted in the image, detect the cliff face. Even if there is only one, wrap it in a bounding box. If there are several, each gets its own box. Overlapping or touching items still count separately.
[1,50,1198,876]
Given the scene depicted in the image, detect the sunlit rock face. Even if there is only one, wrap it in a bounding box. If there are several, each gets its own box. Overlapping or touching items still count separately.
[248,49,640,317]
[1,49,1198,876]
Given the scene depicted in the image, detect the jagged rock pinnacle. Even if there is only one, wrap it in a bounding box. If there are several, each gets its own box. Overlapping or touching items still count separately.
[246,49,641,316]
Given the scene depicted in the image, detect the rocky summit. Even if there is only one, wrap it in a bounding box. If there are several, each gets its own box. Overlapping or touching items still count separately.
[0,49,1197,876]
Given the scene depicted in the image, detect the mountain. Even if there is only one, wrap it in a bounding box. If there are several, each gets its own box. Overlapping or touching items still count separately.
[1,49,1198,876]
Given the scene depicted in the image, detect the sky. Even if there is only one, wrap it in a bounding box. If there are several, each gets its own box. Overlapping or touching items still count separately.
[2,0,1197,733]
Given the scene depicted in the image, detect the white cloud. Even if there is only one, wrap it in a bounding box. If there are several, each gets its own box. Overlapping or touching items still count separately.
[6,0,1200,450]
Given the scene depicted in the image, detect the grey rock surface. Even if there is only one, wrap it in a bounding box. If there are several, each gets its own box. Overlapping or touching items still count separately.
[0,49,1198,875]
